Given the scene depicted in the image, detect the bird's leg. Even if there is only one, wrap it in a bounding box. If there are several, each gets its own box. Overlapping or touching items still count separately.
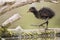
[39,19,49,27]
[45,17,49,30]
[44,18,49,33]
[39,22,46,27]
[45,21,48,30]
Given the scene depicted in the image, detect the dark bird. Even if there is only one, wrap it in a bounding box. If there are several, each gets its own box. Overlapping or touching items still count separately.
[28,7,55,30]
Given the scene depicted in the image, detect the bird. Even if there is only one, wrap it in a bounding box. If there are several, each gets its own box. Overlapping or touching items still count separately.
[28,7,55,30]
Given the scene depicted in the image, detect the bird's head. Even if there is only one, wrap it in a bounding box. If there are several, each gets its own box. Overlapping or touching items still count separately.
[28,7,37,13]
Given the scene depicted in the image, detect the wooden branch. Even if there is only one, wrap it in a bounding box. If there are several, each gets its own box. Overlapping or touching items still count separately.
[0,0,37,16]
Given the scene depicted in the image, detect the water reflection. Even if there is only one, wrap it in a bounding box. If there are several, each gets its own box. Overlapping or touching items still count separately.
[2,37,60,40]
[2,34,60,40]
[19,37,60,40]
[2,31,60,40]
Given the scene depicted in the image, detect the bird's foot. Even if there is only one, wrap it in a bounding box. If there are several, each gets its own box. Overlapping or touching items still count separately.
[31,24,45,28]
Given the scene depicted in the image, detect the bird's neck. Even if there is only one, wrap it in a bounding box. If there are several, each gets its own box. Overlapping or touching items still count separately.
[32,11,39,18]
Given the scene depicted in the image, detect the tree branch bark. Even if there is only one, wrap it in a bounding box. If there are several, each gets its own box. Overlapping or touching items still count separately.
[0,0,37,16]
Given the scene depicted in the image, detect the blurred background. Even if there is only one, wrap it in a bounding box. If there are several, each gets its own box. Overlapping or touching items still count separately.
[0,0,60,29]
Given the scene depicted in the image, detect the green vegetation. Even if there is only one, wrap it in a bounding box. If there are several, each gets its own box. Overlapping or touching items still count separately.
[0,27,18,38]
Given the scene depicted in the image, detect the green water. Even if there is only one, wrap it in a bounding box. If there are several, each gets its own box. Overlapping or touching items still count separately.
[0,1,60,40]
[0,2,60,29]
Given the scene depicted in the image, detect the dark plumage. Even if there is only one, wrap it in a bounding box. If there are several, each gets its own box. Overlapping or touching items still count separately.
[29,7,55,20]
[29,7,55,30]
[39,7,55,19]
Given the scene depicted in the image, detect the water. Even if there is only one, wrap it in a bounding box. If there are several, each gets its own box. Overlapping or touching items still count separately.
[1,34,60,40]
[1,29,60,40]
